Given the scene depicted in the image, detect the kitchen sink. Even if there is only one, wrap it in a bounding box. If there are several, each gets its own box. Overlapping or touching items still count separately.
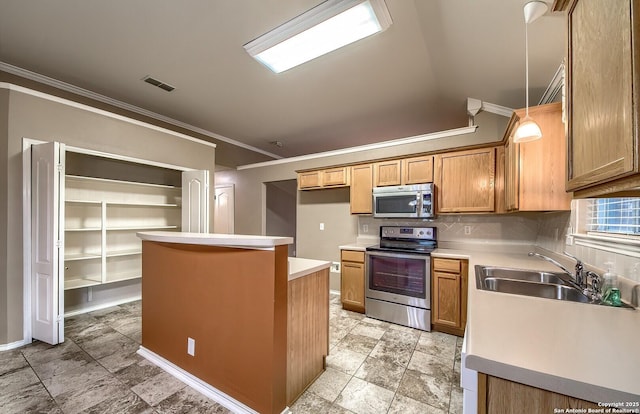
[475,265,635,308]
[482,277,591,303]
[479,266,569,285]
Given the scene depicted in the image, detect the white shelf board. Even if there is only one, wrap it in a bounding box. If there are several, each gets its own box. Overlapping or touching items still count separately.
[64,278,102,290]
[107,225,179,231]
[64,252,102,261]
[106,249,142,258]
[66,174,179,189]
[105,273,141,284]
[65,227,102,232]
[66,199,102,205]
[107,202,180,208]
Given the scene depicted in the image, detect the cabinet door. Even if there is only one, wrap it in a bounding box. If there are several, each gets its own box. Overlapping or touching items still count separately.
[323,167,349,187]
[402,155,434,185]
[341,261,365,312]
[435,147,496,213]
[567,0,636,191]
[31,141,65,345]
[350,164,373,214]
[298,171,322,190]
[432,271,460,327]
[374,160,401,187]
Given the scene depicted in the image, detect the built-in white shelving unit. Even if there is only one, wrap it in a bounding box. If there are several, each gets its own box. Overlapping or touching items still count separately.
[64,174,181,290]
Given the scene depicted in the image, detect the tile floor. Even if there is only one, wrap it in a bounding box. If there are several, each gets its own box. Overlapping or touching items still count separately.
[0,295,463,413]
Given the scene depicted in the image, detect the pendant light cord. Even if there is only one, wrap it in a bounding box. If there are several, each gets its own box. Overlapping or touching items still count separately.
[525,21,530,118]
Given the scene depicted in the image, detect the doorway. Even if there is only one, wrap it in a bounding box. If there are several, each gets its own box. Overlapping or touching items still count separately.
[265,180,297,257]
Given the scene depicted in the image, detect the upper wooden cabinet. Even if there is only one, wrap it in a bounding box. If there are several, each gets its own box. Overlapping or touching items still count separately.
[505,103,572,211]
[298,167,350,190]
[402,155,434,185]
[566,0,640,197]
[350,164,373,214]
[435,147,497,213]
[373,160,401,187]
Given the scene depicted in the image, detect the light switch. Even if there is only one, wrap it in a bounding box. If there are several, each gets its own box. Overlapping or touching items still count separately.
[320,223,325,230]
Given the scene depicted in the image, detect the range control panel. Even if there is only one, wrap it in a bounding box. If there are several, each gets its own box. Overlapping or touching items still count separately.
[380,226,436,240]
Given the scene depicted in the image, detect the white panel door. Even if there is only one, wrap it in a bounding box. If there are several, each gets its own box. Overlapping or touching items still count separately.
[181,170,209,233]
[31,142,65,345]
[213,185,235,234]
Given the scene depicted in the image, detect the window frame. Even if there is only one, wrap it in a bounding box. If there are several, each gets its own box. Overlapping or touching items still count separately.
[571,199,640,258]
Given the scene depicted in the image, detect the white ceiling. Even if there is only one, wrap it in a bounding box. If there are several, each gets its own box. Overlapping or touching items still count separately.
[0,0,565,167]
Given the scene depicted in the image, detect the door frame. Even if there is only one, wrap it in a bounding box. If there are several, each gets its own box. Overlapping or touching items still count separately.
[22,138,201,345]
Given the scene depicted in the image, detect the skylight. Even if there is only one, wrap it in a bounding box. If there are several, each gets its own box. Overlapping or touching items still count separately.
[244,0,392,73]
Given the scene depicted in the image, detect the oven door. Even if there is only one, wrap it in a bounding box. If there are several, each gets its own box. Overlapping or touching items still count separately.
[366,250,430,309]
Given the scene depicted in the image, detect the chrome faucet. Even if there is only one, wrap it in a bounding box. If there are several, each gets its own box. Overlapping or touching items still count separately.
[528,252,585,290]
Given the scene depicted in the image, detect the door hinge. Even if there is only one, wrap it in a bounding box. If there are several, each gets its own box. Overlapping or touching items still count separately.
[56,314,63,323]
[55,240,62,248]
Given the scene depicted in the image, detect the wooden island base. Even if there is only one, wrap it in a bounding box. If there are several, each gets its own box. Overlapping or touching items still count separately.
[137,234,329,414]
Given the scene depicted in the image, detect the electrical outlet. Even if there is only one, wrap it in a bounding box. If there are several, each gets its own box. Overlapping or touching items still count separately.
[464,225,471,235]
[331,262,340,272]
[319,223,325,231]
[187,337,195,356]
[363,224,369,233]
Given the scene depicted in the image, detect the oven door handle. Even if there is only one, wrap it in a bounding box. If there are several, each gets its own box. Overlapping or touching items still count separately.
[366,250,431,261]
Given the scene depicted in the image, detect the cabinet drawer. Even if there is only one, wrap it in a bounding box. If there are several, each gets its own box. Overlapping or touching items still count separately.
[341,249,365,263]
[433,258,461,273]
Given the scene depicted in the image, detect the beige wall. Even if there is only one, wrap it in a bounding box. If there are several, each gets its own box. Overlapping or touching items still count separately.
[216,111,510,268]
[0,89,8,343]
[1,85,216,345]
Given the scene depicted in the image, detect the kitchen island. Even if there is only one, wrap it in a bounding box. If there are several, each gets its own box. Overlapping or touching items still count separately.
[136,231,330,414]
[432,246,640,411]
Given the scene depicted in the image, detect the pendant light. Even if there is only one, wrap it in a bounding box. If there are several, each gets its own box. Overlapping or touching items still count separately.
[513,1,548,143]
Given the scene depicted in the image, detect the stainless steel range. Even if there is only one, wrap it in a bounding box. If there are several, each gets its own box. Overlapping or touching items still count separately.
[365,226,436,331]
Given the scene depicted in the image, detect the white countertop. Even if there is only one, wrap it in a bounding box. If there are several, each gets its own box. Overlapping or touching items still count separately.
[137,231,294,249]
[288,257,331,281]
[432,247,640,402]
[338,242,378,251]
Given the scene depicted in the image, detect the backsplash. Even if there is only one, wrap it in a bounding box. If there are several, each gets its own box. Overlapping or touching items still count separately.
[358,214,539,246]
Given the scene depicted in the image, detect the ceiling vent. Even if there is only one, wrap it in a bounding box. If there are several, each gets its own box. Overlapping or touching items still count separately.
[142,75,175,92]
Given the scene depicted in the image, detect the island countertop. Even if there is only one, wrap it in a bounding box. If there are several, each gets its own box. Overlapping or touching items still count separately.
[288,257,331,281]
[137,231,293,249]
[432,247,640,403]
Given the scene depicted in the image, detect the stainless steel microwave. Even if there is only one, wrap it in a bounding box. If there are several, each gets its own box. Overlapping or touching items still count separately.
[372,184,435,219]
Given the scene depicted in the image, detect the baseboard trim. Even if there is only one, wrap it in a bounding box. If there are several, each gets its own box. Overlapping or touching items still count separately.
[329,289,341,296]
[64,295,142,317]
[137,346,291,414]
[0,338,31,351]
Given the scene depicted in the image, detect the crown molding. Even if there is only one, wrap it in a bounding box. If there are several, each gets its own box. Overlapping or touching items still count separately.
[238,125,478,170]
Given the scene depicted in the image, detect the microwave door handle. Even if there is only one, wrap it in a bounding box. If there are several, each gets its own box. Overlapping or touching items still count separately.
[417,193,423,214]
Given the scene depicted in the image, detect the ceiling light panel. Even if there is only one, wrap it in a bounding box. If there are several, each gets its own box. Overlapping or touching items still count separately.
[244,0,392,73]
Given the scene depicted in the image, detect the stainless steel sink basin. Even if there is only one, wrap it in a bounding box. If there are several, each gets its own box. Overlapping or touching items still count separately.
[480,266,569,285]
[475,265,635,309]
[482,277,591,303]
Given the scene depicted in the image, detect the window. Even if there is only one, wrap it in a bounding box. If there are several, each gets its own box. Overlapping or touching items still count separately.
[572,198,640,258]
[587,198,640,236]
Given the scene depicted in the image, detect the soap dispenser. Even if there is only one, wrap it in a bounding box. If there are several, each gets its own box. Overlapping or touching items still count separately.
[601,262,621,306]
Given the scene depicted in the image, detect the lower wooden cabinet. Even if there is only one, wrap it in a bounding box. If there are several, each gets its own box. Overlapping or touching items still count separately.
[477,373,600,414]
[341,249,366,313]
[431,257,468,336]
